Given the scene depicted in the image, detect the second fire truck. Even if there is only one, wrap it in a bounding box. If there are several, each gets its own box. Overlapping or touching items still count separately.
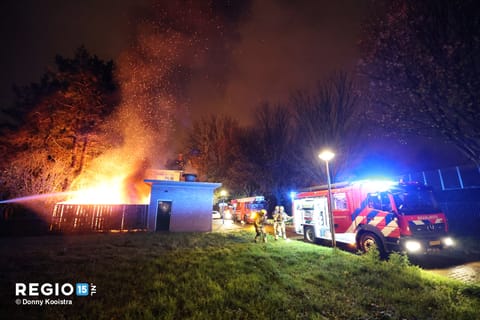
[231,196,267,224]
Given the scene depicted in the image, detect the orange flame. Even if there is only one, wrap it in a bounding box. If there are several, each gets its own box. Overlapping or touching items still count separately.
[61,156,151,205]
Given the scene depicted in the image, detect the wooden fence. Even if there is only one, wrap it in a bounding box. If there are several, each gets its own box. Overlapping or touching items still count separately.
[50,204,149,233]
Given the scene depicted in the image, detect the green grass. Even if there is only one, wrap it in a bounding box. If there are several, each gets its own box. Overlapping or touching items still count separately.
[1,231,479,320]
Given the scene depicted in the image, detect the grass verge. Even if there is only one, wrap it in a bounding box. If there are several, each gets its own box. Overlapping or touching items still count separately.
[1,231,479,319]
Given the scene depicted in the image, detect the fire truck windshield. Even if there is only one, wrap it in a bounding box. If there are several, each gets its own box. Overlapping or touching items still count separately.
[392,187,440,215]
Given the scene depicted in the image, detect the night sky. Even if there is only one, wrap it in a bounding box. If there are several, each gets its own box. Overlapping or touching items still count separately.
[0,0,465,172]
[0,0,147,107]
[0,0,368,124]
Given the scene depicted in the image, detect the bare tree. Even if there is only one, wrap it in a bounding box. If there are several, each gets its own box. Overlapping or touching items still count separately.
[359,0,480,165]
[185,114,240,183]
[290,72,365,184]
[240,103,295,203]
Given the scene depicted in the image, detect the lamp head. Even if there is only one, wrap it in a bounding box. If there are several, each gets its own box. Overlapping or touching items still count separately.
[319,150,335,161]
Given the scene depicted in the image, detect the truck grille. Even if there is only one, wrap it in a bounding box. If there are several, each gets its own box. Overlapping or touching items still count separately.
[408,221,446,236]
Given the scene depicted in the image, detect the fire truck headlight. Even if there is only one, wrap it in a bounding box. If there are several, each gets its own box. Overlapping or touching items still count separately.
[442,237,454,247]
[405,240,422,253]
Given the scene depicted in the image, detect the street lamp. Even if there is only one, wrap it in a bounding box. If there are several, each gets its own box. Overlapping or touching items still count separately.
[220,189,227,224]
[319,150,336,248]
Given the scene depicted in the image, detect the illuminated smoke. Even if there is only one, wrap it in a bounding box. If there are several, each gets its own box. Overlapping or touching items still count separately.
[65,0,243,203]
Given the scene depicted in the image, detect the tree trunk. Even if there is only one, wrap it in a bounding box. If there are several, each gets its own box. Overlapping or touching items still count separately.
[74,136,88,177]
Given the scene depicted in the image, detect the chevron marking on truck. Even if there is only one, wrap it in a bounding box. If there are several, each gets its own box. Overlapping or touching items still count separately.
[410,217,444,225]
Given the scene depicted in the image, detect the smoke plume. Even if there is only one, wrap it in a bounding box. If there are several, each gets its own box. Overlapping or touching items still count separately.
[67,0,249,203]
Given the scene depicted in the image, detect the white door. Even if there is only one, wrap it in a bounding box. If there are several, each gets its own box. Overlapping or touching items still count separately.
[314,197,330,239]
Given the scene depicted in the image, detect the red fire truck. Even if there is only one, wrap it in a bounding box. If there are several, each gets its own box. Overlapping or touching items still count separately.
[231,196,267,224]
[292,180,454,254]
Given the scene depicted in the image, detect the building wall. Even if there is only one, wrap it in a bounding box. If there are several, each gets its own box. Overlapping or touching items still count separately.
[145,180,221,232]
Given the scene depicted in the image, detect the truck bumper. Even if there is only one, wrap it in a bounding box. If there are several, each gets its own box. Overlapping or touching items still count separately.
[398,236,455,254]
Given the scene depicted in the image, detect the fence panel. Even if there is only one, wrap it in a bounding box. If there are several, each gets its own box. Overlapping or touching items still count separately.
[403,164,480,191]
[50,204,148,232]
[459,165,480,188]
[424,170,442,190]
[438,201,480,236]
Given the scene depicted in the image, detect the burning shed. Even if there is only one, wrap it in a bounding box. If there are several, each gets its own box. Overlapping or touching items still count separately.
[49,171,221,233]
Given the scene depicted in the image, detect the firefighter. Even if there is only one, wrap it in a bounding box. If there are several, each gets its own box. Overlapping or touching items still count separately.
[273,205,288,240]
[254,209,268,243]
[272,206,280,239]
[272,206,280,240]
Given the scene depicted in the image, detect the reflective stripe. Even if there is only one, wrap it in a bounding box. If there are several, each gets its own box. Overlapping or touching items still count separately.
[385,213,395,225]
[367,210,378,221]
[369,216,384,227]
[410,218,444,226]
[382,219,400,237]
[411,220,424,225]
[348,209,401,238]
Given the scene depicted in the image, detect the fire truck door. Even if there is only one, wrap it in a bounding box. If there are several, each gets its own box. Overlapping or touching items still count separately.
[314,197,330,238]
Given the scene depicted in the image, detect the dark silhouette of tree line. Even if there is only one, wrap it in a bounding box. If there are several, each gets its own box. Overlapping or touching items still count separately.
[182,72,364,205]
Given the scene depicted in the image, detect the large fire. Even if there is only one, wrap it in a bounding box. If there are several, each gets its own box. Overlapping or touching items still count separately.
[61,157,151,205]
[61,178,149,205]
[57,0,211,206]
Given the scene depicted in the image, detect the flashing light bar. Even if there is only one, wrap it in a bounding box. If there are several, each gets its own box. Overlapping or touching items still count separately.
[355,180,398,192]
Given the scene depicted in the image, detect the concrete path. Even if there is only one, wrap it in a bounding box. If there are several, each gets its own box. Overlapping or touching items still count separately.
[427,262,480,283]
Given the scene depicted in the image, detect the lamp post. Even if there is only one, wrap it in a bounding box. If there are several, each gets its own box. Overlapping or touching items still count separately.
[319,150,336,249]
[220,189,227,224]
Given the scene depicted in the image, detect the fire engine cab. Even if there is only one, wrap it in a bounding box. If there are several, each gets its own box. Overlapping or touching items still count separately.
[231,196,267,224]
[292,180,454,254]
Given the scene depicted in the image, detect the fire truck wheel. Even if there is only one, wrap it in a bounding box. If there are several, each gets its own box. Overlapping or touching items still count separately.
[359,232,384,255]
[303,226,315,243]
